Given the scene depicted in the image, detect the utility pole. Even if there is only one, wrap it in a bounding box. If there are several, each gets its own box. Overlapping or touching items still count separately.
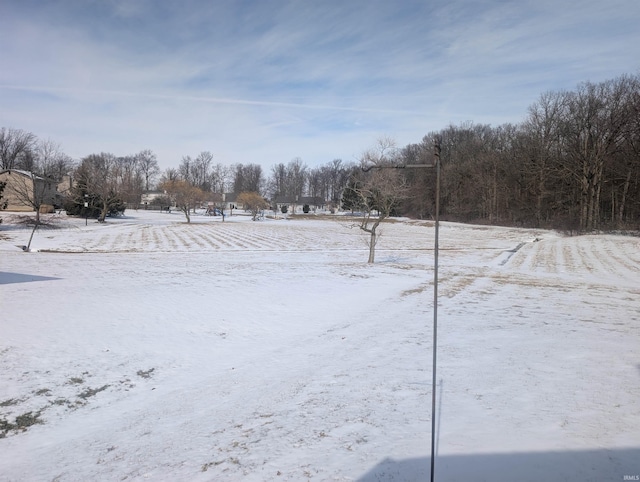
[362,138,441,481]
[430,138,441,482]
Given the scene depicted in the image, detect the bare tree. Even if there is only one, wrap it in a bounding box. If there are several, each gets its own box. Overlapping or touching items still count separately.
[136,149,159,191]
[113,155,144,204]
[77,153,120,222]
[561,78,632,230]
[237,191,270,220]
[307,167,324,200]
[612,76,640,225]
[159,167,179,184]
[350,138,408,263]
[269,162,288,198]
[178,155,196,186]
[5,139,67,220]
[519,91,569,226]
[3,139,70,250]
[193,151,214,191]
[287,158,308,199]
[159,179,203,223]
[208,163,232,194]
[232,163,264,194]
[267,158,309,211]
[0,127,37,170]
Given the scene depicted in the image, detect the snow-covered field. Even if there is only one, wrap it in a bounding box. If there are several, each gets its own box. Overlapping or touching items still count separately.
[1,210,639,481]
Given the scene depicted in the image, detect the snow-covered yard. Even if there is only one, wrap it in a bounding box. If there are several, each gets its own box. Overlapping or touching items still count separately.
[1,210,639,481]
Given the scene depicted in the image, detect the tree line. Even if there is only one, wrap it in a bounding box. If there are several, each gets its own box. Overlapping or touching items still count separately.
[2,72,639,230]
[397,73,640,231]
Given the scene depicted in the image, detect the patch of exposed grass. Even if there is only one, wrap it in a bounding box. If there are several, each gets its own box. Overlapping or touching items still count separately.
[0,398,22,407]
[201,461,224,472]
[0,411,44,437]
[78,385,110,399]
[136,368,155,379]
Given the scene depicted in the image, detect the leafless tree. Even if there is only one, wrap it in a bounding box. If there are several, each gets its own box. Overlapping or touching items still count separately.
[6,140,67,219]
[351,138,408,263]
[159,179,203,223]
[208,163,232,194]
[113,155,144,204]
[269,162,288,198]
[194,151,214,191]
[178,155,196,186]
[159,167,179,184]
[136,149,159,191]
[0,127,37,170]
[232,163,264,194]
[4,139,70,250]
[613,76,640,225]
[237,191,270,220]
[77,153,120,222]
[560,78,632,230]
[287,158,308,199]
[520,91,569,225]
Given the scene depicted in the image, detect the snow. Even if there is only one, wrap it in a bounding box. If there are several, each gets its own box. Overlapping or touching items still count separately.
[1,210,639,481]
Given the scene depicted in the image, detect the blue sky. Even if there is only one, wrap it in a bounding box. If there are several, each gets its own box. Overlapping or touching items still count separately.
[1,0,639,170]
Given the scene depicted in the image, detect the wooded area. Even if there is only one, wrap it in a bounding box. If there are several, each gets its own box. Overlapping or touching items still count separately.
[397,74,640,230]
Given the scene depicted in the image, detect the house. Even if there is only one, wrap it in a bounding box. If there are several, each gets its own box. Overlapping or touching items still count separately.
[140,190,168,205]
[0,169,58,213]
[272,195,297,213]
[299,196,326,213]
[220,193,245,212]
[273,195,326,214]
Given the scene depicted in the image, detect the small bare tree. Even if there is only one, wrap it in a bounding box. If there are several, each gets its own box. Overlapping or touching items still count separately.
[349,138,408,263]
[159,179,203,223]
[237,191,270,220]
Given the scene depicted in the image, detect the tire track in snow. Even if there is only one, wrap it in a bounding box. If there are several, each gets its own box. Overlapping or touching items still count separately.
[181,226,208,249]
[594,236,640,282]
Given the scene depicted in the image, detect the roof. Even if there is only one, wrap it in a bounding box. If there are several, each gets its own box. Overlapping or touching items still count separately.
[0,169,47,182]
[273,196,326,205]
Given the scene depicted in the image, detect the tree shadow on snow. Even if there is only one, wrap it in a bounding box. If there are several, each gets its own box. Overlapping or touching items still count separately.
[358,447,640,482]
[0,272,61,285]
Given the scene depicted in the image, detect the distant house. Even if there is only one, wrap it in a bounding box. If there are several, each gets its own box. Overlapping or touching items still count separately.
[273,195,326,213]
[0,169,58,212]
[299,196,326,212]
[141,190,168,205]
[221,193,245,212]
[272,195,297,213]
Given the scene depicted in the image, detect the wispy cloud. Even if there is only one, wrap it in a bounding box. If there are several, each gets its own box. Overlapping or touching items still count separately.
[1,0,639,168]
[0,84,428,116]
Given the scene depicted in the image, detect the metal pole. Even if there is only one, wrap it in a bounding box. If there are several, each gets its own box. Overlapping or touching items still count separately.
[360,143,441,479]
[430,139,441,482]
